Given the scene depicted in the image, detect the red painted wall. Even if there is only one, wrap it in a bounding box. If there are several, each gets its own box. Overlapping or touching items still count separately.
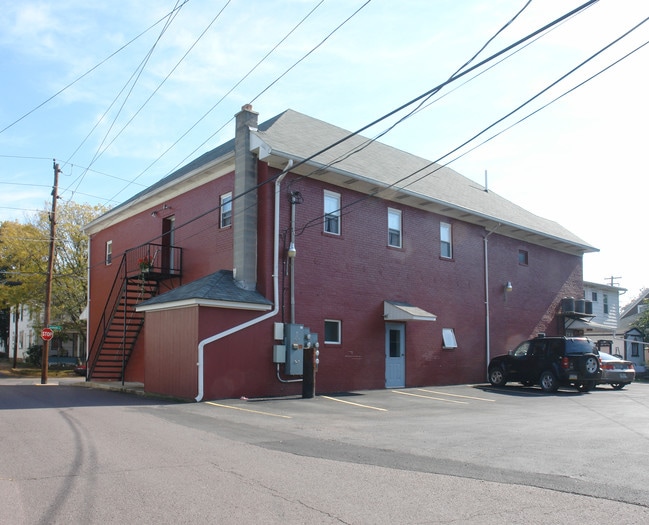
[88,161,583,399]
[88,173,235,382]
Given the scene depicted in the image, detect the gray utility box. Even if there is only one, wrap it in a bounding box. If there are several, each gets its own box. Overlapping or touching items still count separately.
[284,323,318,376]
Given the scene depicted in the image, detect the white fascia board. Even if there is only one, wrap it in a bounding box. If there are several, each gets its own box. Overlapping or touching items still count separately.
[249,140,596,254]
[135,298,273,313]
[84,152,235,235]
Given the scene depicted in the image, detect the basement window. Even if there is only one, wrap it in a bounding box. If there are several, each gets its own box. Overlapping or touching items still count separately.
[324,319,341,344]
[442,328,458,349]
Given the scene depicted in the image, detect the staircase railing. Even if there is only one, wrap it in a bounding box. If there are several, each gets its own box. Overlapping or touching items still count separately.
[87,242,182,380]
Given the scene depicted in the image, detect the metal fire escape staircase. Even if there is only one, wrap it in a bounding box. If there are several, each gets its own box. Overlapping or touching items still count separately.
[87,243,182,381]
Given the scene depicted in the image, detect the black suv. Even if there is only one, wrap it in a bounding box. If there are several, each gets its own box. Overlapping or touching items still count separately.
[488,336,601,392]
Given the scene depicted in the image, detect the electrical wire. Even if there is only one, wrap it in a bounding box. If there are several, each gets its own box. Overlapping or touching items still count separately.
[83,0,601,273]
[0,1,190,136]
[296,16,649,236]
[64,1,188,200]
[66,0,234,201]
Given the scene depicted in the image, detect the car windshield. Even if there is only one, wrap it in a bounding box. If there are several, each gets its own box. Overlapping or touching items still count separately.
[564,339,595,355]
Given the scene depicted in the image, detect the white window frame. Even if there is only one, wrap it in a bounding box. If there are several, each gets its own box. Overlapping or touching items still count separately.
[388,208,402,248]
[442,328,458,349]
[440,222,452,259]
[324,319,341,344]
[220,192,232,228]
[323,190,341,235]
[105,240,112,265]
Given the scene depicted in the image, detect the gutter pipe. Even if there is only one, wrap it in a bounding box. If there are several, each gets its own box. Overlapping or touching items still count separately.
[195,161,292,402]
[483,223,501,379]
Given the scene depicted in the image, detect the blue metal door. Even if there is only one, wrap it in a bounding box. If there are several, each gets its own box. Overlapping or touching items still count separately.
[385,323,405,388]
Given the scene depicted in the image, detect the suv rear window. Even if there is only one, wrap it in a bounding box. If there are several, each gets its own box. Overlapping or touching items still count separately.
[565,339,596,355]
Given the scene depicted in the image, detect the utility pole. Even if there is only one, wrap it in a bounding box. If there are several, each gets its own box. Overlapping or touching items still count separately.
[41,160,60,385]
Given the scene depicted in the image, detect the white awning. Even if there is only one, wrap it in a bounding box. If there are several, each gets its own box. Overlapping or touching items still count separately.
[384,301,437,322]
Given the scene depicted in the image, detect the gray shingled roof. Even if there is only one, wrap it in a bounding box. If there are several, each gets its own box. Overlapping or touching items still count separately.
[252,110,596,251]
[92,108,595,253]
[137,270,273,308]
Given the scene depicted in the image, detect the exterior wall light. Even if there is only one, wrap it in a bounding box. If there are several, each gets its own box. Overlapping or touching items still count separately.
[505,281,513,293]
[287,242,297,258]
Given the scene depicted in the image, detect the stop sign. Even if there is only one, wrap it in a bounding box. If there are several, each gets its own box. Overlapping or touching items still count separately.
[41,327,54,341]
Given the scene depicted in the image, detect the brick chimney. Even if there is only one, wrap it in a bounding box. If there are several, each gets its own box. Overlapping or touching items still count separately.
[233,104,259,290]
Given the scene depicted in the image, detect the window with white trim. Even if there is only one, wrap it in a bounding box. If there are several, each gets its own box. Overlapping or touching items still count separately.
[603,294,609,314]
[442,328,458,349]
[105,240,112,265]
[388,208,402,248]
[324,190,341,235]
[324,319,341,344]
[440,222,452,259]
[220,192,232,228]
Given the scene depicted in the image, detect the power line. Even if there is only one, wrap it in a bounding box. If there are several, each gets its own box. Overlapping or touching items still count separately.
[0,1,190,137]
[64,1,188,200]
[85,1,600,275]
[66,1,233,200]
[104,0,328,202]
[298,15,649,235]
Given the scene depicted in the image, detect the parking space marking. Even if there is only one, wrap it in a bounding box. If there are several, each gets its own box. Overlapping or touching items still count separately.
[321,395,388,412]
[392,390,468,404]
[417,388,495,402]
[206,402,293,419]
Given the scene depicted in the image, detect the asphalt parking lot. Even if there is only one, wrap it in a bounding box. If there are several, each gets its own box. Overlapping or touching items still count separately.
[178,381,649,507]
[3,375,649,523]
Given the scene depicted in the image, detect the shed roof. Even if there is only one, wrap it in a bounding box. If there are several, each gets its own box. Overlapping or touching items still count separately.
[135,270,273,311]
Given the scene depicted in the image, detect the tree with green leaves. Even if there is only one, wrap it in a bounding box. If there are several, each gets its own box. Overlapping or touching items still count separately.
[0,202,108,357]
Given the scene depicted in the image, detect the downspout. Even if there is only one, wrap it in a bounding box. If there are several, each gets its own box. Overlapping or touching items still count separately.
[195,161,292,402]
[484,223,501,379]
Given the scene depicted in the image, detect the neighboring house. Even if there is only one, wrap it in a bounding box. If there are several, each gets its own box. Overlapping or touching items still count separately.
[6,304,84,361]
[562,281,626,356]
[619,289,649,372]
[83,106,597,401]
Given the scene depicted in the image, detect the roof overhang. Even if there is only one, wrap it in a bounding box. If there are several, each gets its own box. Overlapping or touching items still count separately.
[384,301,437,322]
[250,138,597,257]
[135,298,273,313]
[84,151,235,235]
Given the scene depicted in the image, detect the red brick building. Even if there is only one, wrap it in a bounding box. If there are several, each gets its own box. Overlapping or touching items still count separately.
[84,106,596,401]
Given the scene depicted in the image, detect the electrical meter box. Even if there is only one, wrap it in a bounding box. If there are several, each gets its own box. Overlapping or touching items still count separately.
[284,323,319,376]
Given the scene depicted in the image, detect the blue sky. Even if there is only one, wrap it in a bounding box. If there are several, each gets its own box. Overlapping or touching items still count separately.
[0,0,647,303]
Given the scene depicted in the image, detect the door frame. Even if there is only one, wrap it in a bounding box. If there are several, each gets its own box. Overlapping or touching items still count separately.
[385,323,405,388]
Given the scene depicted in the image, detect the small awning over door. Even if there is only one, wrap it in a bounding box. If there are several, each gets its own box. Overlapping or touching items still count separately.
[384,301,437,322]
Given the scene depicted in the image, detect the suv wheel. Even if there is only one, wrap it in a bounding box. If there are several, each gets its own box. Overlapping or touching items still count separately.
[581,354,599,377]
[539,371,558,393]
[489,367,507,387]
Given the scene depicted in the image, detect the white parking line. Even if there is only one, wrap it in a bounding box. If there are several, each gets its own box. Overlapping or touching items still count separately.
[417,388,495,402]
[321,395,388,411]
[206,402,293,419]
[392,390,468,404]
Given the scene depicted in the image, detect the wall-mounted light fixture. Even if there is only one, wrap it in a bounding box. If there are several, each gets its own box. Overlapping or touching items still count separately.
[287,242,297,258]
[150,204,172,217]
[504,281,513,293]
